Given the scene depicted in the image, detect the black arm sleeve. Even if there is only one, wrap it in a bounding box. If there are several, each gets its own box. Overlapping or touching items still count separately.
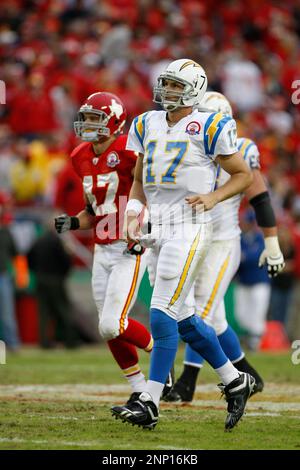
[249,191,276,228]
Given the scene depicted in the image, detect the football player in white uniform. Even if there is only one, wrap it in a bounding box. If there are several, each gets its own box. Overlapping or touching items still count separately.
[111,59,255,430]
[164,91,285,403]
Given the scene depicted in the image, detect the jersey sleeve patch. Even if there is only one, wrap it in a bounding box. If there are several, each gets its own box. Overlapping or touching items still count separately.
[204,112,232,156]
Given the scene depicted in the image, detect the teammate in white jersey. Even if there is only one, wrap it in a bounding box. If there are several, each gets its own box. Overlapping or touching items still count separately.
[164,91,285,403]
[111,59,254,430]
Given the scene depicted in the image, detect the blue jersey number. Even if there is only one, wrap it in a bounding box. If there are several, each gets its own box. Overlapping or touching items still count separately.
[145,141,188,184]
[145,141,156,184]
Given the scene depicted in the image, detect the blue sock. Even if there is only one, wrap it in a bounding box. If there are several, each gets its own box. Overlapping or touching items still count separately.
[184,343,204,367]
[149,308,178,384]
[218,325,244,363]
[178,315,228,369]
[184,324,244,367]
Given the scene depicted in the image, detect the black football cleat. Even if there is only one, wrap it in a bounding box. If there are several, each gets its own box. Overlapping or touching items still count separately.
[233,356,264,398]
[110,392,140,418]
[219,372,255,431]
[250,378,264,397]
[162,379,195,402]
[111,392,159,429]
[126,392,141,405]
[161,366,175,400]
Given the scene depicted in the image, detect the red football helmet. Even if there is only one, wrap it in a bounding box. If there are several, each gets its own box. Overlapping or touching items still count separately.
[74,92,127,142]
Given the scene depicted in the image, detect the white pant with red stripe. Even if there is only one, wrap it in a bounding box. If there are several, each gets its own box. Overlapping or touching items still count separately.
[184,236,241,335]
[92,241,146,340]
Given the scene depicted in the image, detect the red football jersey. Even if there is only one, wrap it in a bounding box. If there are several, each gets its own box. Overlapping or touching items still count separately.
[71,135,137,244]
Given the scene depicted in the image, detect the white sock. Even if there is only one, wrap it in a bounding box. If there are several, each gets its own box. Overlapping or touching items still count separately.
[215,360,239,385]
[145,380,164,407]
[126,371,147,393]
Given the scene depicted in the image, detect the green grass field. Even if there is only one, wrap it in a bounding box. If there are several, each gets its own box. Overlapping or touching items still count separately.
[0,346,300,450]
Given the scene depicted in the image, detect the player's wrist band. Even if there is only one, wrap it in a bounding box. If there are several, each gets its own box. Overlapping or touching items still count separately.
[70,216,80,230]
[125,199,144,216]
[249,191,276,227]
[264,236,281,257]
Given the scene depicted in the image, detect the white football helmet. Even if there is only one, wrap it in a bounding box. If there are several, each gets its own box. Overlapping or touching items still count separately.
[199,91,233,117]
[153,58,208,111]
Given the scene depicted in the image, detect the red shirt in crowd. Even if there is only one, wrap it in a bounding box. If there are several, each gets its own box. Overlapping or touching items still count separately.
[9,89,57,135]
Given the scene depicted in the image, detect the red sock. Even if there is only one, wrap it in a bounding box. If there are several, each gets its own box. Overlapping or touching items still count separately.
[119,318,153,352]
[107,337,138,370]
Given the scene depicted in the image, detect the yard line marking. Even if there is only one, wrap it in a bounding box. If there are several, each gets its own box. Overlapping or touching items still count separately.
[26,413,97,421]
[158,445,192,450]
[190,400,300,412]
[27,414,79,421]
[1,384,300,413]
[0,437,102,447]
[1,382,300,395]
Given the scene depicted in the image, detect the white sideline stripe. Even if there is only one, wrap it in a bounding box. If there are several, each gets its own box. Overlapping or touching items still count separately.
[191,400,300,412]
[1,382,300,395]
[0,437,101,447]
[2,397,300,413]
[158,446,192,450]
[1,384,300,413]
[27,414,98,421]
[0,384,133,394]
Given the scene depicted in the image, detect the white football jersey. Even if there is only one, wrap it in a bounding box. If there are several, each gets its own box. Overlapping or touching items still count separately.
[211,137,260,241]
[127,109,238,225]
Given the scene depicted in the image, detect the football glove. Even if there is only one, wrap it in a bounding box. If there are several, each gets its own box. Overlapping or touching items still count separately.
[54,214,80,234]
[258,236,285,278]
[125,242,145,256]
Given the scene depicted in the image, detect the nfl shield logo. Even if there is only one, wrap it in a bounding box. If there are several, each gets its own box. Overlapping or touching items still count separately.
[92,157,99,165]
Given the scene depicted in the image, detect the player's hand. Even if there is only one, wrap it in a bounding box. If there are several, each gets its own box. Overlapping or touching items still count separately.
[186,193,218,211]
[125,242,145,256]
[55,214,72,233]
[123,211,142,244]
[258,236,285,278]
[54,214,80,233]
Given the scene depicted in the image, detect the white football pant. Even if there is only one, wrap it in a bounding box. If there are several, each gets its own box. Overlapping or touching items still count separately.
[193,236,241,335]
[147,222,213,321]
[92,241,146,340]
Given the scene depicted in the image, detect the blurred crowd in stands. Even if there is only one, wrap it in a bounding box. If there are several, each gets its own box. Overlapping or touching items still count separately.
[1,0,300,350]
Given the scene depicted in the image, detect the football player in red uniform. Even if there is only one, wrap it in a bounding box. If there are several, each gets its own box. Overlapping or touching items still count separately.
[54,92,153,402]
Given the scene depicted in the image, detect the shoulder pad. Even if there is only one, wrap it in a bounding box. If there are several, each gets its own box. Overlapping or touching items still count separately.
[70,142,91,159]
[203,112,233,155]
